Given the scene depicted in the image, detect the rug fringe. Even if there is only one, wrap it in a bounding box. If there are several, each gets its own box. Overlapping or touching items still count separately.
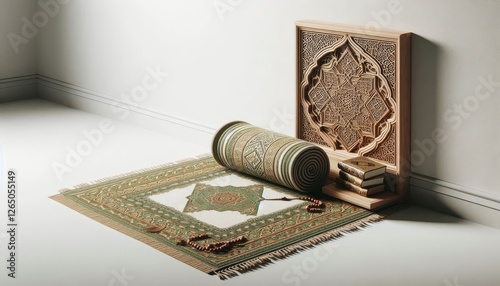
[50,192,218,273]
[214,204,407,280]
[57,153,213,194]
[52,153,410,280]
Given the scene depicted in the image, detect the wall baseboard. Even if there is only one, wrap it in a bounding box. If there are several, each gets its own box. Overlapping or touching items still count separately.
[37,75,217,149]
[410,174,500,229]
[4,74,500,229]
[0,75,38,103]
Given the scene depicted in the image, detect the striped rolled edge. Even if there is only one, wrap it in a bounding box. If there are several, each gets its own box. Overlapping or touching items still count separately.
[212,121,330,193]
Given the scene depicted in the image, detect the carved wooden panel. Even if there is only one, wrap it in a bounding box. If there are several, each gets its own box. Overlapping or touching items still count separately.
[296,20,411,199]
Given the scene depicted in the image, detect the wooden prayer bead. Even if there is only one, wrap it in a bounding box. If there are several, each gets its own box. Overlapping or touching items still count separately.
[299,197,325,213]
[262,196,325,213]
[178,234,248,254]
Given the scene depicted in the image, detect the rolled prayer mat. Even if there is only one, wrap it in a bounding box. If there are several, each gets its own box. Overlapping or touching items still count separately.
[212,121,330,193]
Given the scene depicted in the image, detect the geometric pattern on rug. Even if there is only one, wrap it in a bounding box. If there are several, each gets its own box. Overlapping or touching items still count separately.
[147,173,304,229]
[183,183,265,216]
[51,155,381,279]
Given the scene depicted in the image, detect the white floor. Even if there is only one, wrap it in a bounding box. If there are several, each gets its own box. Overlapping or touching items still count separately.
[1,99,500,286]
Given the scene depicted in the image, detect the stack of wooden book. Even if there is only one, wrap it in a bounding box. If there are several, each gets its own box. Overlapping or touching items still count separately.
[336,156,386,197]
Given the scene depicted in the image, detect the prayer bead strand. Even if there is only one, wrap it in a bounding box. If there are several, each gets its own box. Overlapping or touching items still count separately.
[261,196,325,213]
[177,234,247,253]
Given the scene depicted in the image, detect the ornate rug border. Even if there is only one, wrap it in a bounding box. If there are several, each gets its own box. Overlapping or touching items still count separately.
[49,155,409,279]
[214,203,408,279]
[50,193,216,273]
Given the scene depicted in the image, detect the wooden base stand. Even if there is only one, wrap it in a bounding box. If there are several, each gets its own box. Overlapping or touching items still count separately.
[322,152,408,210]
[322,182,400,210]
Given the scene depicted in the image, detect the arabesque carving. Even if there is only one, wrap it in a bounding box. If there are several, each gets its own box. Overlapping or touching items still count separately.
[300,35,396,157]
[296,20,411,206]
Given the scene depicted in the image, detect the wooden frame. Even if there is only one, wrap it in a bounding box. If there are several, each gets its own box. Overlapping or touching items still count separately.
[295,20,411,209]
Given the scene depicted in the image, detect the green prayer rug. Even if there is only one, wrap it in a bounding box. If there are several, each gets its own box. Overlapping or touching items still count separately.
[51,155,385,279]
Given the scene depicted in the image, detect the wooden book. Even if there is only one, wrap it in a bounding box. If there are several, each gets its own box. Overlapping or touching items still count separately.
[336,178,385,197]
[338,170,384,188]
[338,156,386,180]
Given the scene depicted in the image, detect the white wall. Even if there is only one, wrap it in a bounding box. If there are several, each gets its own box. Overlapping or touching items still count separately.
[0,0,37,78]
[0,0,38,102]
[36,0,500,200]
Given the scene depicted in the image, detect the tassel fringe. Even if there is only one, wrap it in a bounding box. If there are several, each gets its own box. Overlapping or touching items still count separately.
[52,154,409,280]
[214,204,409,280]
